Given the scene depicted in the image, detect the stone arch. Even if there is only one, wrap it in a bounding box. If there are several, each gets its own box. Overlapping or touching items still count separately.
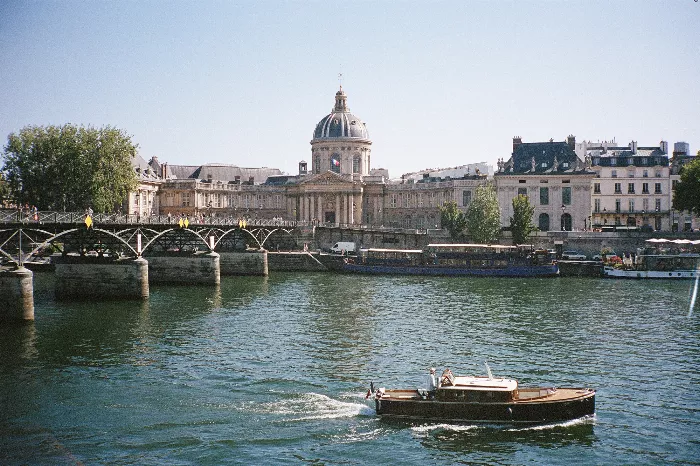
[538,213,550,231]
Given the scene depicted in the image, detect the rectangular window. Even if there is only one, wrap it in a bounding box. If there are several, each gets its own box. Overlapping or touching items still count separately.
[593,183,601,194]
[615,199,621,213]
[655,172,662,178]
[391,194,397,208]
[627,183,635,194]
[654,183,662,194]
[655,199,661,211]
[614,183,622,194]
[643,170,649,177]
[643,198,649,211]
[517,187,527,197]
[642,183,649,194]
[182,192,191,207]
[612,170,617,178]
[462,190,471,207]
[611,159,617,166]
[594,199,600,213]
[628,199,634,212]
[562,187,571,205]
[540,187,549,205]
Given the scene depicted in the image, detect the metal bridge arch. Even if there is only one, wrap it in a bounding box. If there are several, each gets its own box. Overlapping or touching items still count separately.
[140,228,212,255]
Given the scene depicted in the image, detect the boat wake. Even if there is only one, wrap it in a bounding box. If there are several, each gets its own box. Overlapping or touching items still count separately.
[264,392,374,421]
[410,414,595,435]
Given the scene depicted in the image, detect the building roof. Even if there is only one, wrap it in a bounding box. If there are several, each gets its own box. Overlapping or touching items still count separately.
[312,87,370,140]
[589,147,669,167]
[499,140,591,175]
[166,163,283,184]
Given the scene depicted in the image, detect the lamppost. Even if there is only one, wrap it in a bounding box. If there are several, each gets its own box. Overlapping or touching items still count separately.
[561,204,566,231]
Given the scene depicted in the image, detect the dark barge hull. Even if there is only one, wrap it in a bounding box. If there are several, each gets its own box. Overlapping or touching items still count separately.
[375,392,595,423]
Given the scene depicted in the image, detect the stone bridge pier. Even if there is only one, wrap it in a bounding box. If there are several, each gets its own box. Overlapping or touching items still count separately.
[0,266,34,322]
[54,257,149,300]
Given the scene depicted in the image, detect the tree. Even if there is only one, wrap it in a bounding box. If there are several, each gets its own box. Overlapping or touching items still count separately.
[2,124,138,212]
[510,194,536,245]
[465,184,501,244]
[439,201,467,240]
[672,155,700,216]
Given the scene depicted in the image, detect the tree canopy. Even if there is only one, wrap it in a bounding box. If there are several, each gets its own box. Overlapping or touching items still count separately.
[2,124,138,212]
[465,184,501,244]
[509,194,537,245]
[439,201,467,240]
[672,155,700,216]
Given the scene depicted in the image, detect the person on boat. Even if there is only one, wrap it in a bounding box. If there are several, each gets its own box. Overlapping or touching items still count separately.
[427,368,437,393]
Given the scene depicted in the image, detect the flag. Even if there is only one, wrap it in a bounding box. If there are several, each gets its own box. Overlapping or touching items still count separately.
[332,158,340,166]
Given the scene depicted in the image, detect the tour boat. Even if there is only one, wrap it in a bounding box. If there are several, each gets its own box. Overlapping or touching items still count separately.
[342,244,558,277]
[367,366,595,424]
[602,239,700,279]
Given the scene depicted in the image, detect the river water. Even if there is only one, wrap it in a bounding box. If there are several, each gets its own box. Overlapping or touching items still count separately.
[1,272,699,465]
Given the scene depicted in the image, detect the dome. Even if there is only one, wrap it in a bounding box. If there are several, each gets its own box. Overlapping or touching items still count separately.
[312,87,370,140]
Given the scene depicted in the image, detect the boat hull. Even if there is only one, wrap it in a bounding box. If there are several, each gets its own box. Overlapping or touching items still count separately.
[603,266,700,279]
[342,263,559,277]
[375,390,595,423]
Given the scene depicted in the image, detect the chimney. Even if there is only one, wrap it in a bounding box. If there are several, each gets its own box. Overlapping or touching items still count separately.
[567,134,576,150]
[630,141,638,154]
[249,176,255,185]
[234,175,241,184]
[659,141,668,154]
[513,136,522,153]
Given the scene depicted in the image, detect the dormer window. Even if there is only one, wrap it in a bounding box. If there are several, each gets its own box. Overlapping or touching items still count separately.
[562,162,569,168]
[541,162,547,168]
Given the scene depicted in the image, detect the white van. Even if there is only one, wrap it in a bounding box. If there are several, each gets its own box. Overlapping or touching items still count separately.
[330,242,356,255]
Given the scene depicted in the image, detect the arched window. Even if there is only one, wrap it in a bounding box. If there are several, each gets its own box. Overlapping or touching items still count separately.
[353,155,361,174]
[560,213,572,231]
[330,153,341,173]
[538,213,550,231]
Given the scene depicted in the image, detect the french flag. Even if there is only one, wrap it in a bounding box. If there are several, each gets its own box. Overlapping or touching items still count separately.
[332,158,340,166]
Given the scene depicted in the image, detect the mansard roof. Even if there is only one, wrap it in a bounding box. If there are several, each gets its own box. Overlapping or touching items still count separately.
[498,140,593,176]
[166,164,283,184]
[589,147,669,167]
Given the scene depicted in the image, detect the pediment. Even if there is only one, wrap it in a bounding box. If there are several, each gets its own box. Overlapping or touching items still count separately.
[301,171,352,186]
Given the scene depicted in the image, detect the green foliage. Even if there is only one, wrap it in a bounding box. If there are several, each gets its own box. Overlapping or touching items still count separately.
[465,184,501,244]
[672,156,700,216]
[2,124,138,213]
[509,194,536,245]
[439,201,467,240]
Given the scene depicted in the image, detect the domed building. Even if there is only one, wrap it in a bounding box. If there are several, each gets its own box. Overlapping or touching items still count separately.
[310,86,372,178]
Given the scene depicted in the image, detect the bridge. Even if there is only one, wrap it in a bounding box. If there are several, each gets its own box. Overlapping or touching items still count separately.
[0,210,306,266]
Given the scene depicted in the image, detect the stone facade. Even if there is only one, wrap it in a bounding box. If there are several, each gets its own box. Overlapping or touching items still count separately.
[495,136,594,232]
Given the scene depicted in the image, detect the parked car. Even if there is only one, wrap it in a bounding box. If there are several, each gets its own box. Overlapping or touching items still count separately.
[561,250,587,260]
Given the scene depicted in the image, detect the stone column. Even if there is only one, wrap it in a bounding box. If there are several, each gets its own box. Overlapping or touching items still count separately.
[335,194,341,226]
[317,195,323,223]
[310,194,315,223]
[0,266,34,322]
[305,195,311,221]
[346,194,352,225]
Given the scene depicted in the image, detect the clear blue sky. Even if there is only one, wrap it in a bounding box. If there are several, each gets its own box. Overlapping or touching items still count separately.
[1,1,698,178]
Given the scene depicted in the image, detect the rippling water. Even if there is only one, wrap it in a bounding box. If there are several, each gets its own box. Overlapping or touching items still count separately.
[1,273,699,464]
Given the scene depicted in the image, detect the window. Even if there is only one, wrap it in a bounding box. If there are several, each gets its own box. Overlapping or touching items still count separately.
[538,213,550,231]
[642,198,649,211]
[643,170,649,177]
[655,171,661,178]
[594,199,601,213]
[562,187,571,205]
[612,170,618,178]
[594,183,601,194]
[518,187,527,197]
[462,190,471,206]
[182,192,190,207]
[390,194,397,208]
[330,154,341,173]
[642,183,649,194]
[654,183,662,194]
[655,199,661,212]
[627,157,634,165]
[614,183,622,194]
[615,199,621,213]
[628,171,635,178]
[611,158,617,166]
[672,179,679,190]
[628,199,635,212]
[627,183,635,194]
[353,155,360,174]
[540,187,549,205]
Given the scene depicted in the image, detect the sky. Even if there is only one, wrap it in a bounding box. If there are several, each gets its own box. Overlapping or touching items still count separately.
[1,1,698,179]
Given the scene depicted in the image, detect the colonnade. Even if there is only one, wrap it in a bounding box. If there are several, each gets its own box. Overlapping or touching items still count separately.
[290,191,362,225]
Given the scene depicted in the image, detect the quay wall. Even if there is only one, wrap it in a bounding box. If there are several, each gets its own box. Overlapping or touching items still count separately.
[0,266,34,322]
[219,251,268,276]
[267,252,328,272]
[54,257,149,300]
[147,252,220,285]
